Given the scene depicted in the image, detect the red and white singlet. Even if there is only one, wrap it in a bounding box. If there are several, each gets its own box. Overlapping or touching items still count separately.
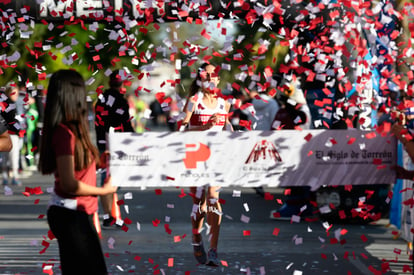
[189,91,227,131]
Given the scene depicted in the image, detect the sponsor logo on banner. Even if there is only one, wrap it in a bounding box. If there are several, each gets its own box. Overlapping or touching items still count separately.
[245,140,282,164]
[243,140,284,174]
[183,143,211,169]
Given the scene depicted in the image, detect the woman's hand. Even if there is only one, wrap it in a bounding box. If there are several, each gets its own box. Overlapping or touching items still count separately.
[391,122,409,142]
[205,113,219,129]
[102,176,118,195]
[98,151,110,169]
[392,165,414,180]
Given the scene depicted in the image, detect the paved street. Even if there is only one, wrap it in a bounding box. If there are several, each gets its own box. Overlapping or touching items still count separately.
[0,169,412,275]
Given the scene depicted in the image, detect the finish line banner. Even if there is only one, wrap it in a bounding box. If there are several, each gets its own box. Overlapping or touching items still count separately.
[108,130,396,189]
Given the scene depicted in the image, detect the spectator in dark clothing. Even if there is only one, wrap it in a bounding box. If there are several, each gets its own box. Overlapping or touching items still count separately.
[95,69,134,228]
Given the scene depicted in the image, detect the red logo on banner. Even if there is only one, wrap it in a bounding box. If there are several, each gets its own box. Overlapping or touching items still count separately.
[183,143,211,169]
[245,140,282,164]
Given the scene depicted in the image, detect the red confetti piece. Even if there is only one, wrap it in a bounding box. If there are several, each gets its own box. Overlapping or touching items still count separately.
[178,188,186,198]
[330,238,338,244]
[123,217,132,225]
[347,137,356,144]
[360,234,368,242]
[304,133,313,142]
[365,132,376,139]
[373,158,382,165]
[321,253,327,259]
[38,214,45,219]
[155,189,162,195]
[39,240,50,254]
[164,224,172,235]
[168,258,174,267]
[344,251,349,260]
[272,228,280,236]
[243,230,251,236]
[47,230,55,240]
[221,260,228,267]
[116,199,125,206]
[34,199,40,204]
[264,192,274,200]
[403,265,413,273]
[152,219,160,227]
[121,225,129,232]
[134,255,141,261]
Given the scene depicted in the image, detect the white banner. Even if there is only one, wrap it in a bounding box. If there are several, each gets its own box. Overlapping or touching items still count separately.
[108,130,396,188]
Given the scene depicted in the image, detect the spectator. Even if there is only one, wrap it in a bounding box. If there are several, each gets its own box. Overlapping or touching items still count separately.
[38,69,117,274]
[1,84,24,186]
[243,87,280,197]
[95,69,134,228]
[270,88,313,219]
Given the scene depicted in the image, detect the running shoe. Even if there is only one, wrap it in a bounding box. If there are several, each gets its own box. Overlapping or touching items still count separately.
[102,216,122,229]
[192,241,207,264]
[206,248,219,267]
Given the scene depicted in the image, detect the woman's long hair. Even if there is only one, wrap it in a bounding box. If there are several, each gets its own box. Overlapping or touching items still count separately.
[188,62,212,97]
[38,70,99,174]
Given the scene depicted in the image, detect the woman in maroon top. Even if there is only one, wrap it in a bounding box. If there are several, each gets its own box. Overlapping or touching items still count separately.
[38,70,117,275]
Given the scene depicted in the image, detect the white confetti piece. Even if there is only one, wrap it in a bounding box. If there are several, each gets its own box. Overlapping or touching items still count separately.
[107,237,115,249]
[290,215,300,223]
[240,214,250,223]
[243,203,250,212]
[294,237,303,245]
[232,190,241,197]
[4,186,13,196]
[124,205,129,214]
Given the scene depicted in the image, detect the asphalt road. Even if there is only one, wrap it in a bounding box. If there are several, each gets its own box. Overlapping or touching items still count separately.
[0,169,411,275]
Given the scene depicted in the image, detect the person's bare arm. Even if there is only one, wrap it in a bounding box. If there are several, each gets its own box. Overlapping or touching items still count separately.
[224,101,233,131]
[392,123,414,163]
[56,155,117,196]
[0,131,12,152]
